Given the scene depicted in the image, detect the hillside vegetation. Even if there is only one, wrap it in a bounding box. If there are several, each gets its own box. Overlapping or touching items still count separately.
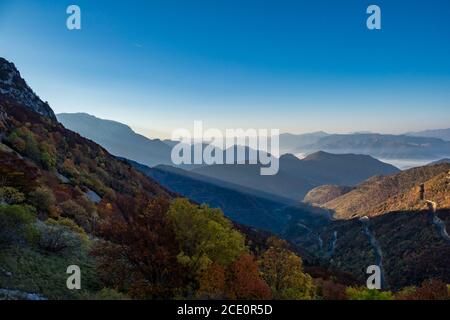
[304,185,353,205]
[1,57,448,300]
[323,164,450,218]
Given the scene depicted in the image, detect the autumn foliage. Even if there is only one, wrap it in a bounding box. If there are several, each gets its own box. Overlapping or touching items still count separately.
[92,197,186,299]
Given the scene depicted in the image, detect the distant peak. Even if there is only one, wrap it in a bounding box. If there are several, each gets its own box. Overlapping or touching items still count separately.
[303,151,331,160]
[280,153,301,161]
[0,57,56,120]
[57,112,134,132]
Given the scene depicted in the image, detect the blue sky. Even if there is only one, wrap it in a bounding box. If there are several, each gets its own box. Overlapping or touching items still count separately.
[1,0,449,138]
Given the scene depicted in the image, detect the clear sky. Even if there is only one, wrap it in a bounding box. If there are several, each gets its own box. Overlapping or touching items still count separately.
[1,0,449,139]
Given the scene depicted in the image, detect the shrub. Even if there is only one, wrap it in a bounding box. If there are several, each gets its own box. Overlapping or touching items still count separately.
[59,200,91,231]
[0,187,25,205]
[29,187,56,215]
[37,219,83,253]
[47,217,89,244]
[0,204,38,246]
[40,151,57,170]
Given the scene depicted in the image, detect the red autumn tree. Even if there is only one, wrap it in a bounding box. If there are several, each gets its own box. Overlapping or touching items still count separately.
[226,254,272,300]
[196,263,226,299]
[91,196,187,299]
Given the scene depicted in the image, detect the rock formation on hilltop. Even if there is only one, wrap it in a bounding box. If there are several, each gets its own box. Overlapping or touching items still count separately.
[0,58,56,120]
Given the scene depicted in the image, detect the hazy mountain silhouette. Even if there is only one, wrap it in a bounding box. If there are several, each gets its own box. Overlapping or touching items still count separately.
[428,158,450,165]
[191,151,399,201]
[57,113,175,167]
[279,132,450,160]
[407,128,450,141]
[279,132,329,154]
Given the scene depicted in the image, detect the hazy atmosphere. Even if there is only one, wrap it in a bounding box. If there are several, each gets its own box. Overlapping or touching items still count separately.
[1,0,450,305]
[1,0,449,139]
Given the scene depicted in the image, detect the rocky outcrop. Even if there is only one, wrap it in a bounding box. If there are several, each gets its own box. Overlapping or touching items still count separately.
[0,58,56,120]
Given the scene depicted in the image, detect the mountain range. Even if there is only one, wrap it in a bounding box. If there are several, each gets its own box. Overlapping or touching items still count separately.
[1,56,449,298]
[279,132,450,161]
[408,128,450,141]
[190,151,399,201]
[57,112,401,202]
[57,113,175,167]
[58,112,450,170]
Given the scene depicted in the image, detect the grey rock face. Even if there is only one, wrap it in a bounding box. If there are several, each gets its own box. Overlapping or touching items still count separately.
[0,57,56,120]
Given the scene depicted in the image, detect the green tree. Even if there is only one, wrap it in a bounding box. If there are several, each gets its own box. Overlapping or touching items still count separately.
[168,199,247,277]
[23,130,40,161]
[40,151,57,170]
[259,237,316,300]
[0,204,38,246]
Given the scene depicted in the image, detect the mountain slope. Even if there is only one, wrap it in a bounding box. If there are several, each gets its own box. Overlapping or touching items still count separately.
[292,209,450,289]
[303,185,353,205]
[1,57,340,300]
[322,163,450,219]
[125,160,332,235]
[191,151,399,201]
[57,113,174,167]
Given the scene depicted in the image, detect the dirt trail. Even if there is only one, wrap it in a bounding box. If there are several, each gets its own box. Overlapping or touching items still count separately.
[360,216,385,289]
[426,200,450,244]
[327,231,338,257]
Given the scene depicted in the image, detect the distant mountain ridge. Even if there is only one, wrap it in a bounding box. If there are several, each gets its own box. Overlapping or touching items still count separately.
[191,151,400,201]
[429,158,450,165]
[407,128,450,141]
[279,132,450,160]
[57,113,174,167]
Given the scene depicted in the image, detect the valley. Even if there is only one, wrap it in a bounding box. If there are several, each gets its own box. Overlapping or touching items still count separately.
[1,56,449,300]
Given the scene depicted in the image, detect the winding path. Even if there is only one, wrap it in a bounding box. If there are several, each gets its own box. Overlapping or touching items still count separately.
[360,216,385,289]
[426,200,450,244]
[327,231,338,257]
